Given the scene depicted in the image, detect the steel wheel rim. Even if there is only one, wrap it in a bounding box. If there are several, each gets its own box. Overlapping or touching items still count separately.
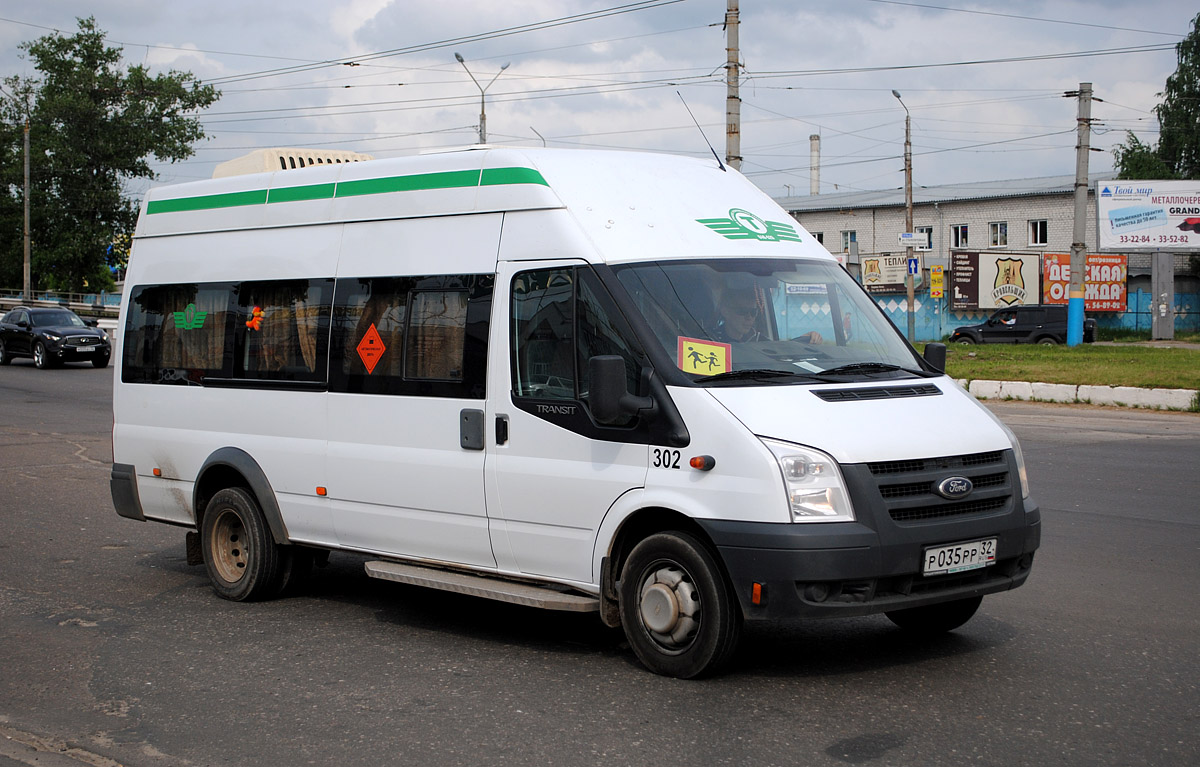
[210,508,249,584]
[636,560,701,654]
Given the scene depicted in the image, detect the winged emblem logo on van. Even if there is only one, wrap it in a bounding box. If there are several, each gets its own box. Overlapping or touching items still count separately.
[698,208,802,242]
[172,303,208,330]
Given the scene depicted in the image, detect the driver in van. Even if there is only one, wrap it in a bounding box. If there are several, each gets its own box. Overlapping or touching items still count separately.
[715,286,822,344]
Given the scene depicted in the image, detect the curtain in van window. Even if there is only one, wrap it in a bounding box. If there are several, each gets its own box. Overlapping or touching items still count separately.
[237,280,331,380]
[406,291,468,380]
[159,285,228,374]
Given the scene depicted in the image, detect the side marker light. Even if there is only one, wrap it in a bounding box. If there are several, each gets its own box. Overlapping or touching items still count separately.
[689,455,716,471]
[152,468,162,477]
[316,487,327,497]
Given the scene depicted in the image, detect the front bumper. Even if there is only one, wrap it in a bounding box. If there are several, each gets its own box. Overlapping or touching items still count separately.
[698,449,1041,620]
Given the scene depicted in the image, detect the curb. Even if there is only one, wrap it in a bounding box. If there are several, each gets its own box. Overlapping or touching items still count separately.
[956,379,1199,411]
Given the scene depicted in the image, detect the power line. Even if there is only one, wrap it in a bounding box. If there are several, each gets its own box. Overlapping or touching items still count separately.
[857,0,1185,38]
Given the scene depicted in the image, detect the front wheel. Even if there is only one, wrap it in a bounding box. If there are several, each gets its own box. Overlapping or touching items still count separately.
[1036,337,1059,346]
[200,487,287,601]
[92,354,110,368]
[885,595,983,635]
[33,341,52,369]
[619,531,741,679]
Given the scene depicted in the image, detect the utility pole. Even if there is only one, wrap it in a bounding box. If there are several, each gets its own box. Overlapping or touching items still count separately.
[725,0,741,170]
[894,90,915,342]
[23,112,31,301]
[1067,82,1092,347]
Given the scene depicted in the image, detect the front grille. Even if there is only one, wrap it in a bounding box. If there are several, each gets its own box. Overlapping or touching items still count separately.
[868,450,1004,475]
[889,496,1008,522]
[857,451,1013,526]
[814,384,941,402]
[65,335,102,347]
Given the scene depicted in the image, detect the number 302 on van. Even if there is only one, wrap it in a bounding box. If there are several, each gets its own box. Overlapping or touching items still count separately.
[110,146,1040,678]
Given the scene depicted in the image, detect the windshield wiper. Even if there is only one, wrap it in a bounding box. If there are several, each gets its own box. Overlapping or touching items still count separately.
[695,368,831,384]
[819,362,930,377]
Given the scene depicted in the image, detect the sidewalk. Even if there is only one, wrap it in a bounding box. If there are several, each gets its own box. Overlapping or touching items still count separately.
[956,378,1199,411]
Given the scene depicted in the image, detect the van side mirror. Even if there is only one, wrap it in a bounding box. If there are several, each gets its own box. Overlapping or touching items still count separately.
[588,355,656,425]
[922,342,946,373]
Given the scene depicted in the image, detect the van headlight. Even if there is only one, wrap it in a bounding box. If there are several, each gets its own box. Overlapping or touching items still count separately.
[993,420,1031,500]
[762,439,855,523]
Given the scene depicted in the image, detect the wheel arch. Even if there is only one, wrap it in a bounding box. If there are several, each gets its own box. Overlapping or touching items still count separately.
[596,502,727,628]
[194,448,290,545]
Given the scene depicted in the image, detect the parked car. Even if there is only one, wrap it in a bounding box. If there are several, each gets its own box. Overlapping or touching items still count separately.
[950,304,1095,345]
[0,306,112,368]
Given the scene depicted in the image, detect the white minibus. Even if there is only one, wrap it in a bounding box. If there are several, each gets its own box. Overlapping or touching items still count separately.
[111,147,1040,678]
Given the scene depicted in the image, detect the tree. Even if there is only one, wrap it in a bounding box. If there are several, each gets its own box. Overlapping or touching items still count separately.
[1113,12,1200,181]
[1,17,218,293]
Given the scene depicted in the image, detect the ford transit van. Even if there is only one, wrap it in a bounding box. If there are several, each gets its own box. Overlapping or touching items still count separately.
[111,147,1040,677]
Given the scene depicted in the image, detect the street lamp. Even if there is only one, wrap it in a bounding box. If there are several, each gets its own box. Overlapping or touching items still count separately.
[893,89,915,342]
[455,52,509,144]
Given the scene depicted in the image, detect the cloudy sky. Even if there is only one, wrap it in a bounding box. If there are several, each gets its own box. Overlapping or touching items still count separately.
[2,1,1194,200]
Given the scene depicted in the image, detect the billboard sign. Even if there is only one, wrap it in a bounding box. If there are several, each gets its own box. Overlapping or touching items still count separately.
[951,252,1041,310]
[860,254,909,294]
[1097,180,1200,251]
[1042,253,1127,311]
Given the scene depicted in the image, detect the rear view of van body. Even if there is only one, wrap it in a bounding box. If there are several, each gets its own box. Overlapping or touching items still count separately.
[111,147,1040,677]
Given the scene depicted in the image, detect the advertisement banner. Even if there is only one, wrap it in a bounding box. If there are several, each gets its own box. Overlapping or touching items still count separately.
[1042,253,1127,311]
[859,254,909,294]
[950,252,978,310]
[1097,180,1200,251]
[950,252,1041,310]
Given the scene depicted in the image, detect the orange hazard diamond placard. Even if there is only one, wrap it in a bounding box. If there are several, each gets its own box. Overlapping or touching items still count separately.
[677,336,731,375]
[356,323,386,374]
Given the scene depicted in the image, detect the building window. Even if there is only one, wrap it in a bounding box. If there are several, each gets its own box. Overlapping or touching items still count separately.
[989,222,1008,248]
[915,226,933,251]
[1029,219,1048,247]
[840,230,857,251]
[951,224,968,248]
[812,231,824,245]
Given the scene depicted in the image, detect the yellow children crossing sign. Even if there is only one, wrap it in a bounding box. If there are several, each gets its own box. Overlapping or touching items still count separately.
[677,336,732,375]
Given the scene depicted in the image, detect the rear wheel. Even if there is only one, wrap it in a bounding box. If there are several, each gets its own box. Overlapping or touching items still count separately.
[1036,336,1058,346]
[0,340,10,365]
[200,487,287,601]
[619,531,741,679]
[954,336,975,345]
[885,595,983,635]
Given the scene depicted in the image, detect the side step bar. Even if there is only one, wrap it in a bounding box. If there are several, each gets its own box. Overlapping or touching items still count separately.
[364,560,599,613]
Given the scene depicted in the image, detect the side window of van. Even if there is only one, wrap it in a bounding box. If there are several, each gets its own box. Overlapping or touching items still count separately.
[123,282,233,385]
[511,267,641,404]
[234,279,333,382]
[330,274,491,398]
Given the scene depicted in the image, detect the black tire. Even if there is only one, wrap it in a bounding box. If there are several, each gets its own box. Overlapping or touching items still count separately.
[33,341,52,369]
[619,531,741,679]
[1036,336,1058,346]
[200,487,287,601]
[0,340,10,365]
[92,354,110,368]
[885,595,983,635]
[954,336,975,345]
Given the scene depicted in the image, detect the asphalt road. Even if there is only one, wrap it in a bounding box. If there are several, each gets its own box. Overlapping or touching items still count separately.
[1,361,1197,767]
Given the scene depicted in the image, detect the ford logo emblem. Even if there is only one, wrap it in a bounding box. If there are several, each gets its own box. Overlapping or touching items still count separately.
[935,476,973,500]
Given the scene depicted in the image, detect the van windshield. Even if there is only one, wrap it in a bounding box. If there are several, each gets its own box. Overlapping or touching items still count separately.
[612,258,927,383]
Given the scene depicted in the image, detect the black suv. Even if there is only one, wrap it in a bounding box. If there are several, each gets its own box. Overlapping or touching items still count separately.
[0,306,112,368]
[950,304,1095,345]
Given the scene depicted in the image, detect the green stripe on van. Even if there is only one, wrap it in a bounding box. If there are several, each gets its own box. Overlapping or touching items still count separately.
[335,170,483,198]
[267,183,336,204]
[481,167,548,186]
[146,189,268,214]
[145,166,550,214]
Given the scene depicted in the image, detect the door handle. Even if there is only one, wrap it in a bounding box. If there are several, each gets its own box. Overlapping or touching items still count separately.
[495,415,509,445]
